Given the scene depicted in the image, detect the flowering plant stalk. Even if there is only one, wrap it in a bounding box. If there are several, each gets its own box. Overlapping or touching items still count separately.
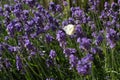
[0,0,120,80]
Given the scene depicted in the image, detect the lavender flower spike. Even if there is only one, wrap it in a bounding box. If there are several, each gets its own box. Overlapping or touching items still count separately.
[16,55,22,71]
[49,50,56,59]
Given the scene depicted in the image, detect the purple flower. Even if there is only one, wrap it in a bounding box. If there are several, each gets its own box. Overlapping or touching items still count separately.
[63,48,76,57]
[68,17,75,24]
[8,46,20,52]
[49,50,56,59]
[23,0,37,7]
[0,44,3,51]
[111,2,118,11]
[62,20,68,27]
[76,54,93,75]
[106,28,119,48]
[23,10,29,16]
[36,27,45,35]
[30,33,37,38]
[91,47,102,54]
[56,30,66,48]
[69,54,78,69]
[56,30,66,42]
[89,22,96,31]
[16,55,22,71]
[21,10,29,20]
[72,8,83,19]
[94,34,103,46]
[76,61,91,75]
[13,9,21,17]
[44,25,50,31]
[0,7,3,16]
[6,22,14,36]
[24,39,30,47]
[45,34,54,43]
[77,37,92,51]
[4,58,11,69]
[46,78,55,80]
[33,16,41,24]
[46,58,54,67]
[56,4,62,12]
[118,0,120,5]
[4,4,11,12]
[63,1,68,6]
[14,0,20,3]
[27,20,35,26]
[15,22,22,31]
[88,0,100,12]
[104,2,110,10]
[99,11,107,20]
[30,51,36,56]
[22,36,36,51]
[75,25,84,38]
[14,3,22,9]
[81,54,93,64]
[49,2,56,12]
[36,4,44,12]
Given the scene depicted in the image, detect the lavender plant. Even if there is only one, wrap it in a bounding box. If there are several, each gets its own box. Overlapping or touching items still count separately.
[0,0,120,80]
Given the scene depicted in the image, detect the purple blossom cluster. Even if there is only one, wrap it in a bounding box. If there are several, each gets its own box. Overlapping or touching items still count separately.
[0,0,120,78]
[0,0,61,72]
[63,48,93,76]
[49,50,56,59]
[77,37,92,51]
[49,2,62,13]
[56,30,67,48]
[58,0,120,76]
[76,54,93,75]
[16,55,22,71]
[99,1,120,48]
[88,0,100,12]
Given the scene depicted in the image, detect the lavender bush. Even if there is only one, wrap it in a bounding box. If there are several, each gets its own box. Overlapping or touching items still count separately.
[0,0,120,80]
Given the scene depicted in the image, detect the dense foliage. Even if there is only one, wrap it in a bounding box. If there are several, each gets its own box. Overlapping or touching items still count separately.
[0,0,120,80]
